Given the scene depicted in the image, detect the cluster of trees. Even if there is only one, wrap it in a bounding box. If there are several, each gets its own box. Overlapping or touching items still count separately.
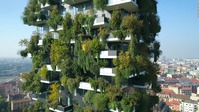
[0,96,9,112]
[20,0,161,111]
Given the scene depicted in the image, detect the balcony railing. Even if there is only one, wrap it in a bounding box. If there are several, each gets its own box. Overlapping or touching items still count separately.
[49,105,73,112]
[100,50,117,59]
[106,33,131,42]
[64,0,89,5]
[46,65,61,72]
[79,82,101,92]
[31,92,48,101]
[106,0,138,12]
[93,16,108,27]
[133,83,151,89]
[38,40,43,46]
[100,68,115,76]
[57,25,63,31]
[35,19,46,26]
[41,3,53,10]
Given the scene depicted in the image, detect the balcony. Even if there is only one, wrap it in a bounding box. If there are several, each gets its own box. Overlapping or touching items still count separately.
[41,3,53,10]
[100,68,115,76]
[106,33,131,42]
[57,25,63,31]
[79,82,100,92]
[38,40,43,46]
[70,39,75,44]
[129,75,151,89]
[133,83,151,89]
[93,17,108,28]
[31,92,48,101]
[40,71,60,84]
[46,65,61,72]
[100,50,117,59]
[35,19,46,26]
[40,79,56,84]
[64,0,89,5]
[49,25,63,32]
[106,0,138,12]
[49,27,54,32]
[49,105,73,112]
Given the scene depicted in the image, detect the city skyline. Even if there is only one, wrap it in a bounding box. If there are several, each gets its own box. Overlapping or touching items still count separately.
[0,0,199,58]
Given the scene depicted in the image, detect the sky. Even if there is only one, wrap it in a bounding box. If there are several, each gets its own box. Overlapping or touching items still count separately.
[0,0,199,58]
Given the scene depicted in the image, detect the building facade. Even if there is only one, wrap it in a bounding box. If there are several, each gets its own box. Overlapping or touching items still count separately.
[21,0,161,111]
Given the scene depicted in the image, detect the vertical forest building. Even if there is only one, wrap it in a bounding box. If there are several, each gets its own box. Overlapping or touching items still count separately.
[20,0,162,111]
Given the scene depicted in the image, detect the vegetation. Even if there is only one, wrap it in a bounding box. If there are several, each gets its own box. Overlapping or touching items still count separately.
[93,0,107,10]
[0,96,9,112]
[47,5,63,31]
[48,82,60,108]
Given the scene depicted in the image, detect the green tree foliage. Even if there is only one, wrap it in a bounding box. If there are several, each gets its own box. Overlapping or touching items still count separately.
[110,10,122,30]
[47,5,63,31]
[82,38,100,55]
[42,32,54,55]
[33,100,42,112]
[22,0,41,25]
[60,13,73,42]
[105,85,122,110]
[121,14,143,36]
[138,94,159,112]
[72,13,84,38]
[84,107,92,112]
[28,105,34,112]
[67,78,79,93]
[113,51,131,70]
[92,93,108,111]
[39,66,48,79]
[19,38,29,47]
[120,92,141,112]
[83,91,95,106]
[28,34,40,55]
[152,41,162,62]
[60,75,68,88]
[50,39,69,66]
[0,96,8,112]
[48,82,60,108]
[93,0,107,10]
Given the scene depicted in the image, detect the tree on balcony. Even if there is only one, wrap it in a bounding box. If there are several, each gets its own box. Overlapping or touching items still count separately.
[22,0,41,25]
[93,0,107,10]
[48,82,61,109]
[47,5,63,31]
[50,39,69,67]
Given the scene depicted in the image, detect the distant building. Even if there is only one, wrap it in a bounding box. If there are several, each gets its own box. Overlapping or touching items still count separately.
[164,78,179,84]
[181,100,198,112]
[169,94,190,102]
[168,84,180,94]
[9,93,31,112]
[11,98,31,112]
[190,93,199,101]
[180,87,192,95]
[0,84,18,98]
[165,100,180,111]
[157,89,175,99]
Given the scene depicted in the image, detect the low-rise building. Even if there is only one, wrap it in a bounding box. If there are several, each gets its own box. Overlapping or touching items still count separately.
[8,92,31,112]
[11,98,31,112]
[180,87,192,95]
[181,100,198,112]
[165,100,180,111]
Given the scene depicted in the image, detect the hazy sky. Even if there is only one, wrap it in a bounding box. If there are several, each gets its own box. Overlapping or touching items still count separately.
[0,0,198,58]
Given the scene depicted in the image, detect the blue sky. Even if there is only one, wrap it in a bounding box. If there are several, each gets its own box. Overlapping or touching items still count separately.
[0,0,198,58]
